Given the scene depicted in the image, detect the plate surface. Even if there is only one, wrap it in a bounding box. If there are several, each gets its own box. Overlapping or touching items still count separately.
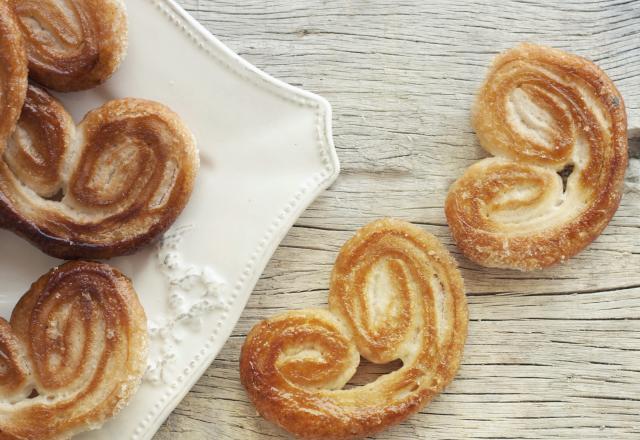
[0,1,339,439]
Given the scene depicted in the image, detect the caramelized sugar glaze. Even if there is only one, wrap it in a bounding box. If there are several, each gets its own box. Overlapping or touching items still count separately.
[0,84,199,259]
[240,219,468,440]
[0,1,27,149]
[0,261,147,440]
[445,44,627,270]
[11,0,127,91]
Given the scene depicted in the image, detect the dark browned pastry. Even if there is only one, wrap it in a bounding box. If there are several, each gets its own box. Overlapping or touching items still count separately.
[0,84,199,259]
[11,0,128,91]
[240,219,468,440]
[445,43,628,271]
[0,261,148,440]
[0,0,28,148]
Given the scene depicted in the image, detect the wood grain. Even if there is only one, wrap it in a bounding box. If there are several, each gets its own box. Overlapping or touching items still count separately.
[157,1,640,439]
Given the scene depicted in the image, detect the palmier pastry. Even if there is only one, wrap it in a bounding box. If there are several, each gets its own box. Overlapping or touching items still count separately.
[0,84,199,260]
[0,261,148,440]
[11,0,128,91]
[0,0,28,148]
[240,219,468,440]
[445,43,628,271]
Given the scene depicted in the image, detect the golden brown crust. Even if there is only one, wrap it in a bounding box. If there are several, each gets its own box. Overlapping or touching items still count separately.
[445,43,628,271]
[0,320,29,399]
[0,0,28,149]
[240,219,468,440]
[0,84,199,259]
[0,261,148,440]
[11,0,127,91]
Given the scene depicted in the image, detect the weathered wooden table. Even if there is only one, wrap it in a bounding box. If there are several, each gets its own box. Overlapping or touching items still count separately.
[157,1,640,438]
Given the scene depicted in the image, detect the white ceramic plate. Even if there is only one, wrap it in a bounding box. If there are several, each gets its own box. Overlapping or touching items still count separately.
[0,1,339,438]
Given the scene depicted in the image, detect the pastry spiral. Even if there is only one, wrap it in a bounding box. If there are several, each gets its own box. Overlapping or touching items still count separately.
[0,0,28,149]
[240,219,468,440]
[0,261,148,440]
[11,0,127,91]
[0,84,199,260]
[445,44,628,270]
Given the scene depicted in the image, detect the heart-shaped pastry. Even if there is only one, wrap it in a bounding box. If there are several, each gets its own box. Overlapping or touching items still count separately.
[445,44,628,271]
[0,84,199,259]
[240,219,468,440]
[0,261,148,440]
[0,1,28,147]
[11,0,127,91]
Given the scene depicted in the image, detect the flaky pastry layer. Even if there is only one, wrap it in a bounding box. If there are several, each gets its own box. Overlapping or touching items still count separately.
[240,219,468,440]
[0,261,148,440]
[445,44,628,270]
[0,84,199,259]
[11,0,128,91]
[0,0,27,149]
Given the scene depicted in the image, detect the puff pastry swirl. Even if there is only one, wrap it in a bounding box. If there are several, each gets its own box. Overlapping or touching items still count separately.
[0,261,148,440]
[445,44,628,270]
[11,0,128,91]
[0,0,28,148]
[240,219,468,440]
[0,84,199,260]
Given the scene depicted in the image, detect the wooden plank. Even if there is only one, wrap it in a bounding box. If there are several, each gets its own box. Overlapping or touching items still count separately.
[156,1,640,439]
